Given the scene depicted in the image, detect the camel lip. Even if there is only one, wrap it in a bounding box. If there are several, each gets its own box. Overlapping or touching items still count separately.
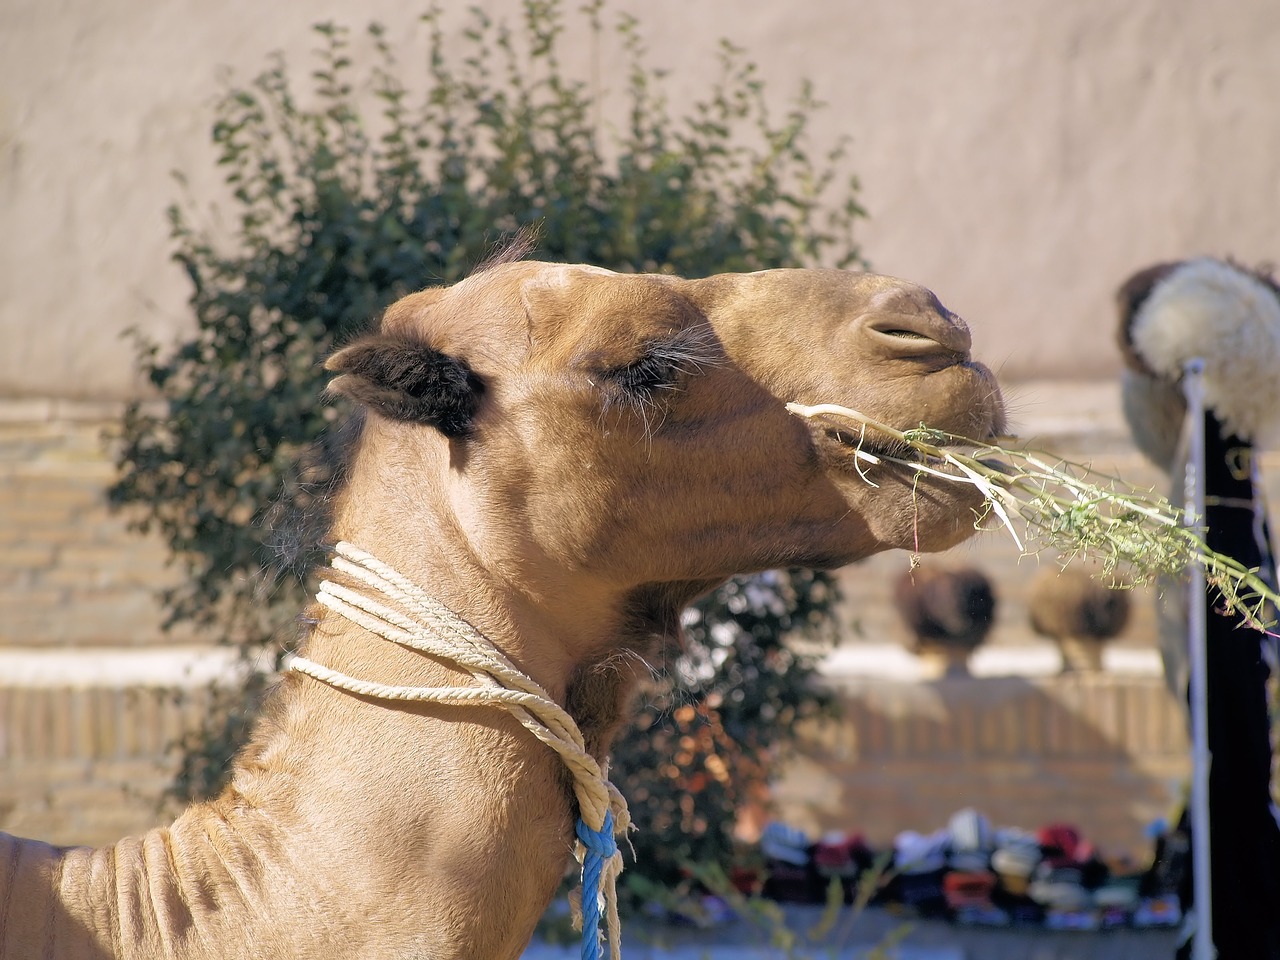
[822,426,1014,481]
[823,425,983,461]
[824,426,916,461]
[977,455,1017,476]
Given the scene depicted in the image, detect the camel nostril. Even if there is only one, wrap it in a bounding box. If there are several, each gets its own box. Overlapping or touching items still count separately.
[853,282,974,358]
[865,314,972,357]
[878,328,936,342]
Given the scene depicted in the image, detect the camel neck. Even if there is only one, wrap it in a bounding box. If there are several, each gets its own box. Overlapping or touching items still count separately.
[183,597,587,958]
[283,543,628,958]
[294,544,623,829]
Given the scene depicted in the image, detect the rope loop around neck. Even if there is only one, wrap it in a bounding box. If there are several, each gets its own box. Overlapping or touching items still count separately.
[287,541,629,960]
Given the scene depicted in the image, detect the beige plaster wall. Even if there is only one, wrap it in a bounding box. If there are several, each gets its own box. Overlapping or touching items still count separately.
[3,0,1279,400]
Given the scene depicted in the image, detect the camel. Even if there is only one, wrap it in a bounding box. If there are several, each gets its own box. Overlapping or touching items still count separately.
[1027,567,1130,672]
[891,565,997,677]
[0,252,1005,960]
[1116,257,1280,959]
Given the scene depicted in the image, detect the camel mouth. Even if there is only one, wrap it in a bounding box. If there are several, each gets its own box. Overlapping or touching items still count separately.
[977,455,1016,476]
[821,426,954,481]
[825,426,918,463]
[822,426,1015,483]
[823,425,987,464]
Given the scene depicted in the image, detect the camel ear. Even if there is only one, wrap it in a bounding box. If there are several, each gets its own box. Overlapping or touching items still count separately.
[324,335,484,437]
[1115,261,1183,375]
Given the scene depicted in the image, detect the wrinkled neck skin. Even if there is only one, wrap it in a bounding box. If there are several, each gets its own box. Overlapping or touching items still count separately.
[216,418,706,957]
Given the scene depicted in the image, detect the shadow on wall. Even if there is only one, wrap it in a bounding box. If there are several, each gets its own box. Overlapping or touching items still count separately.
[773,672,1188,862]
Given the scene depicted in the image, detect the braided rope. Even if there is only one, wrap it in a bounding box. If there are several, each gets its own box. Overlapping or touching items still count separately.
[287,542,628,960]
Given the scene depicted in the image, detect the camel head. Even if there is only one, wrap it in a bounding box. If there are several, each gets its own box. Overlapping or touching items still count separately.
[323,259,1004,661]
[1116,257,1280,469]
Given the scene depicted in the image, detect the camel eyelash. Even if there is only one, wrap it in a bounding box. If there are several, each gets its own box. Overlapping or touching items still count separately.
[591,326,724,446]
[603,353,681,394]
[600,326,722,396]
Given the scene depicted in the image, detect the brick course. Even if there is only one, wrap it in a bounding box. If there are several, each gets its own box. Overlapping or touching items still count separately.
[0,686,209,845]
[0,407,196,648]
[772,673,1189,861]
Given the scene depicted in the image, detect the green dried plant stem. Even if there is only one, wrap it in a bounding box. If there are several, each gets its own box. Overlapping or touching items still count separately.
[787,402,1280,630]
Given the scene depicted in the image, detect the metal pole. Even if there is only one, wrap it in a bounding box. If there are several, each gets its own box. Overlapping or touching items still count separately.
[1182,358,1214,960]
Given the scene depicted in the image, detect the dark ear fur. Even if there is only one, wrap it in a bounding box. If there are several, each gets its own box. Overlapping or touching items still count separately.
[324,335,484,437]
[1114,261,1183,375]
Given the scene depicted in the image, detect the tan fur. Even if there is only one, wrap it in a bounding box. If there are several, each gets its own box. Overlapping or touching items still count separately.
[892,566,997,678]
[1028,568,1131,672]
[1128,258,1280,446]
[0,262,1004,959]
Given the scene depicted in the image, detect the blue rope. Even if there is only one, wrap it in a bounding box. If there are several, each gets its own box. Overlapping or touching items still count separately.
[576,810,617,960]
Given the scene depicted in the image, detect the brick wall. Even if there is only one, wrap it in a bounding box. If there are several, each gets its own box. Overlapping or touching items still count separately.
[773,673,1189,861]
[0,401,196,648]
[0,671,1191,857]
[0,402,208,845]
[0,686,210,844]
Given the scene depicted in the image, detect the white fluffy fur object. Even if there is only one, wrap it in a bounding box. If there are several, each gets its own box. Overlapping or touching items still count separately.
[1129,257,1280,444]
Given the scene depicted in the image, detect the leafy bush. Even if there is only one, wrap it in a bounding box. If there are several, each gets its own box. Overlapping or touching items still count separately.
[621,569,842,899]
[111,0,862,897]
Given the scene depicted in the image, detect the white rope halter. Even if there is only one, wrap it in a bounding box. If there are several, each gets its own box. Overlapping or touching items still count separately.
[287,541,629,960]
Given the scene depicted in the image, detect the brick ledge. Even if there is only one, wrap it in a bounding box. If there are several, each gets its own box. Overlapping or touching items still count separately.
[0,642,1162,688]
[821,642,1162,681]
[0,646,270,688]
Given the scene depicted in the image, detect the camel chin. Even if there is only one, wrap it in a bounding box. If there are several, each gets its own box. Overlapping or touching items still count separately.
[860,461,990,556]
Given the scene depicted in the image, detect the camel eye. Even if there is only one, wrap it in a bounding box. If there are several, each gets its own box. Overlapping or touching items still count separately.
[591,328,716,409]
[603,353,680,394]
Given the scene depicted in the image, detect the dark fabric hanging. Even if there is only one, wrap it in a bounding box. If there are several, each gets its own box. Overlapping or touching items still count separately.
[1177,412,1280,960]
